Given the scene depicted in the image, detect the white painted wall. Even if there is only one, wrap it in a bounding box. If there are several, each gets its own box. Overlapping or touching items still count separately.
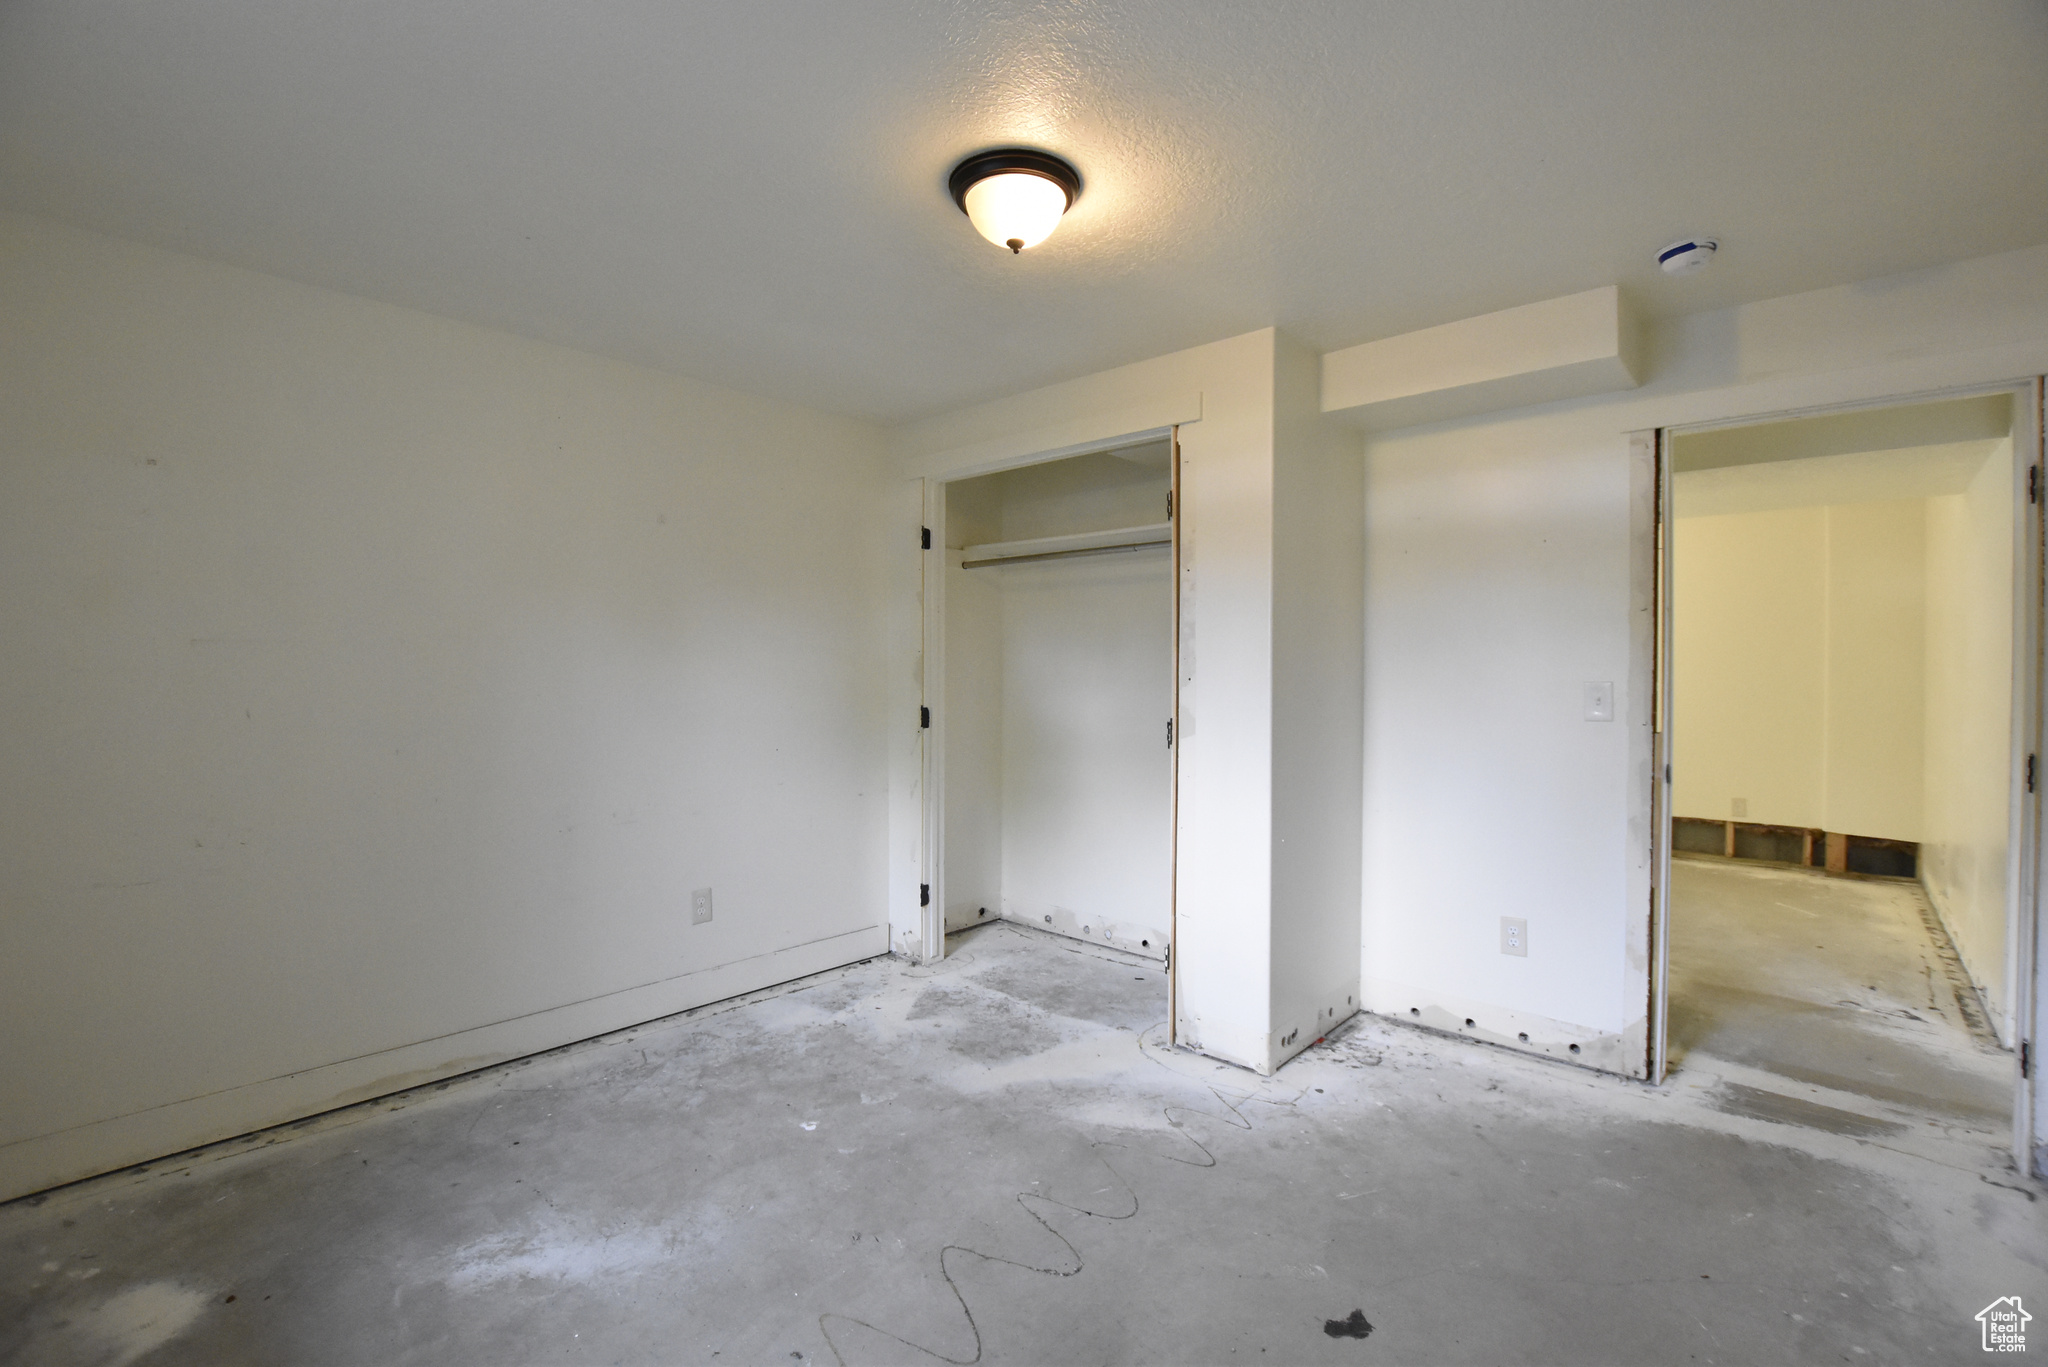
[0,211,891,1200]
[1360,403,1643,1071]
[1359,243,2048,1080]
[999,553,1173,953]
[1924,437,2017,1039]
[1270,333,1366,1057]
[973,449,1171,542]
[1825,502,1928,839]
[1670,506,1830,828]
[1671,499,1927,841]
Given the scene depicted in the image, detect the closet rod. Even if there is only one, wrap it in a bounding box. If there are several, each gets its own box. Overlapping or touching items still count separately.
[961,538,1170,570]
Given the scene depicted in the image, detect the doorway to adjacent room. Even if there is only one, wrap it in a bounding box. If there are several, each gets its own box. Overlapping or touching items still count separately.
[1651,386,2042,1162]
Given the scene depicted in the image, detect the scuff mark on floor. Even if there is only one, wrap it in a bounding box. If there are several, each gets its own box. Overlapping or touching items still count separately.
[443,1223,678,1291]
[73,1281,210,1367]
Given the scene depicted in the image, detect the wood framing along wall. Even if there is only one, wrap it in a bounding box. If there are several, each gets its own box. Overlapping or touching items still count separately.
[0,211,893,1201]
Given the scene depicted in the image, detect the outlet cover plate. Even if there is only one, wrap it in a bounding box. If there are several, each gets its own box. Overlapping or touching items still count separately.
[691,887,713,925]
[1501,916,1528,957]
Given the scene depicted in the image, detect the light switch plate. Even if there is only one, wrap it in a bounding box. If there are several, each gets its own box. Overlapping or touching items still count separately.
[1501,916,1528,957]
[1583,681,1615,722]
[691,887,714,925]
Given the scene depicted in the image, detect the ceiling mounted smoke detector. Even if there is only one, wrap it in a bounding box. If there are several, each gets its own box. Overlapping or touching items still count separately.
[949,149,1081,254]
[1658,238,1718,275]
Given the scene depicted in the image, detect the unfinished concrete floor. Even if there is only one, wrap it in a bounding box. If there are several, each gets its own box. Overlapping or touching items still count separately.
[3,918,2043,1366]
[1667,855,2012,1131]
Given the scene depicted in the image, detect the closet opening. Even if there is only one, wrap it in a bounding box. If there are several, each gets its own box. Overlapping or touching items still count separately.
[1649,384,2044,1167]
[925,433,1179,1013]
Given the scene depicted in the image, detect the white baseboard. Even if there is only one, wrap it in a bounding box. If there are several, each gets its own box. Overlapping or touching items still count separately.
[0,923,886,1203]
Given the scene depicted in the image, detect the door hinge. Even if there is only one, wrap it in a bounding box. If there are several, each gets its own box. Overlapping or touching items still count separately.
[2031,466,2040,505]
[920,706,930,730]
[920,883,930,907]
[1166,717,1174,748]
[1166,490,1174,520]
[2029,754,2037,794]
[2023,1040,2032,1080]
[1163,944,1171,973]
[921,526,932,549]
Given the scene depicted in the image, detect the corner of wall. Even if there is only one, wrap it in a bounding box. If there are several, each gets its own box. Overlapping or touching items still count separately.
[1268,331,1365,1064]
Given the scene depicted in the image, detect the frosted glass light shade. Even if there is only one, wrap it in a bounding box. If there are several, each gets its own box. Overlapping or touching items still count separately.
[961,171,1069,253]
[948,149,1081,255]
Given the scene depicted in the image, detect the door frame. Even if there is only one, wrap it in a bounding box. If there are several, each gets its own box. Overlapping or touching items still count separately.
[912,426,1185,1036]
[1644,379,2046,1174]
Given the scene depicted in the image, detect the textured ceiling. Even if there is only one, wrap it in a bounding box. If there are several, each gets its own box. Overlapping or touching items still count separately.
[3,2,2046,423]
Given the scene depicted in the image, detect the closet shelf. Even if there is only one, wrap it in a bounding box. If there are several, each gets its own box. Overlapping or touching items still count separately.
[960,522,1171,569]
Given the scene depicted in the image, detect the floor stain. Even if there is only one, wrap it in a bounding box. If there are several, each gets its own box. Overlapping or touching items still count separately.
[1323,1309,1374,1339]
[0,921,2029,1367]
[1711,1082,1905,1138]
[74,1281,210,1367]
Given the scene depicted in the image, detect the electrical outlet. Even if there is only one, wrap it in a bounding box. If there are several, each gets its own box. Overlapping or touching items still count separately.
[691,887,713,925]
[1731,797,1748,819]
[1501,916,1528,957]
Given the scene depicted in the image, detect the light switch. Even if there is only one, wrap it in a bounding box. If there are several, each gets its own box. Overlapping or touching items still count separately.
[1583,681,1614,722]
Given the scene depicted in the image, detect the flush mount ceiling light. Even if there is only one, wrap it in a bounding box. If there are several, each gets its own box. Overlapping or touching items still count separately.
[949,148,1081,254]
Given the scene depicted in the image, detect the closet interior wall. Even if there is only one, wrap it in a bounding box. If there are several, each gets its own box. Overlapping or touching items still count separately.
[943,447,1174,960]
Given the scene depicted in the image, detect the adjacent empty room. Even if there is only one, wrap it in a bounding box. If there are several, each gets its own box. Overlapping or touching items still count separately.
[1664,393,2023,1134]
